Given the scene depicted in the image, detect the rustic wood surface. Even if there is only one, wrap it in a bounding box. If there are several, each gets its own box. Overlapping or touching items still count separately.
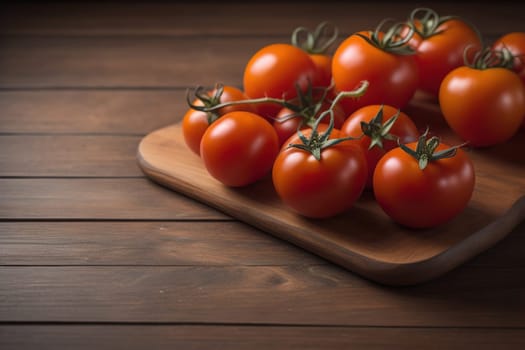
[1,1,524,348]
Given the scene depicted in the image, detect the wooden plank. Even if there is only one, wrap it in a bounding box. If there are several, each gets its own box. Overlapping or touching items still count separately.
[0,265,524,326]
[0,135,143,177]
[0,179,227,220]
[0,36,269,88]
[0,221,521,267]
[0,222,323,266]
[0,90,185,134]
[1,325,524,350]
[0,2,522,37]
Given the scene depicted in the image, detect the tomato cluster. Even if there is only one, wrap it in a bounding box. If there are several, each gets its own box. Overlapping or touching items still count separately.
[180,8,524,229]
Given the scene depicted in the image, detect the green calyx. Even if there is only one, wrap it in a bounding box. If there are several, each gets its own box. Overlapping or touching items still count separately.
[287,81,369,161]
[408,7,482,44]
[288,109,353,161]
[291,21,340,55]
[360,105,400,150]
[408,7,456,38]
[464,46,516,70]
[186,83,225,125]
[357,18,415,55]
[398,128,465,170]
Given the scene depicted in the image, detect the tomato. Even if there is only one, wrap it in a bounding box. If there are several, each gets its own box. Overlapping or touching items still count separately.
[493,32,525,130]
[406,8,482,97]
[200,111,279,187]
[273,100,346,146]
[373,134,475,229]
[439,65,525,147]
[340,104,420,188]
[492,32,525,85]
[243,43,317,119]
[273,125,367,219]
[182,85,255,156]
[332,28,419,115]
[291,21,339,88]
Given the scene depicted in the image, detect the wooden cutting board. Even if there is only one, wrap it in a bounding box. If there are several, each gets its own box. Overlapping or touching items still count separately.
[137,98,525,286]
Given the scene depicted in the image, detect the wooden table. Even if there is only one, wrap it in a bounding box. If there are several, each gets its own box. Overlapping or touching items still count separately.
[1,2,524,348]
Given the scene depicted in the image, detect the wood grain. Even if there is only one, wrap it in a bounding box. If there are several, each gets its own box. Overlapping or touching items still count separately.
[0,135,143,177]
[1,2,522,36]
[0,222,322,266]
[1,325,524,350]
[0,179,227,220]
[1,265,524,326]
[138,122,525,285]
[0,36,269,88]
[0,90,184,134]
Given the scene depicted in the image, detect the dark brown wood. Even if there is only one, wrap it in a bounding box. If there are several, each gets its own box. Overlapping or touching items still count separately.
[1,1,524,348]
[1,265,524,326]
[1,2,522,36]
[0,36,268,88]
[0,221,522,267]
[137,121,525,285]
[1,325,524,350]
[0,90,185,134]
[0,135,143,177]
[0,179,227,220]
[0,222,323,266]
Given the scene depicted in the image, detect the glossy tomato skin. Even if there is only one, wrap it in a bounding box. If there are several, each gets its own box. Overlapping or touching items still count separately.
[273,141,367,219]
[309,53,333,88]
[492,32,525,85]
[439,66,525,147]
[493,32,525,130]
[182,85,255,156]
[332,31,419,115]
[340,105,420,188]
[409,19,482,97]
[373,143,475,229]
[243,43,317,119]
[200,111,279,187]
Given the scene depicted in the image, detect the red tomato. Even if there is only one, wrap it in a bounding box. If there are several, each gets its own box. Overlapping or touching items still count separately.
[340,105,420,188]
[406,8,482,97]
[492,32,525,85]
[182,85,255,156]
[243,43,317,119]
[290,21,338,88]
[493,32,525,130]
[373,137,475,229]
[273,129,367,219]
[332,29,419,115]
[273,100,346,146]
[439,65,525,147]
[200,111,279,187]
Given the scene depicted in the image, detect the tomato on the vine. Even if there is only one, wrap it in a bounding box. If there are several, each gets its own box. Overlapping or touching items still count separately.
[439,48,525,147]
[373,132,475,229]
[182,84,255,156]
[273,95,346,146]
[200,111,279,187]
[243,43,317,119]
[273,118,367,219]
[406,7,482,97]
[332,22,419,115]
[340,104,420,188]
